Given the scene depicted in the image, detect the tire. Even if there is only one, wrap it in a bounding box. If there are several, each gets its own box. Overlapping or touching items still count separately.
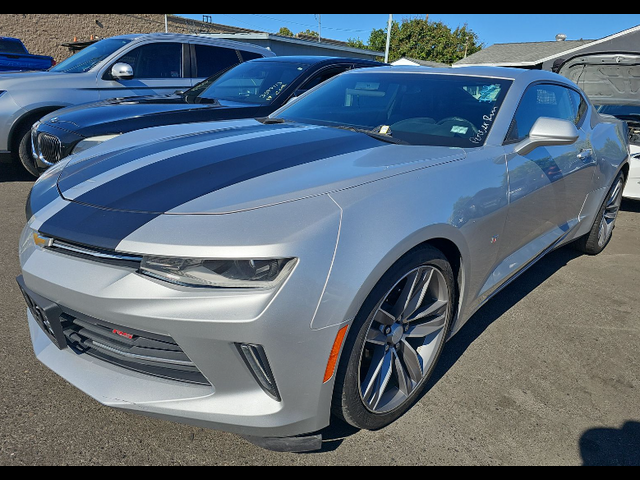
[332,245,456,431]
[16,123,40,178]
[574,171,626,256]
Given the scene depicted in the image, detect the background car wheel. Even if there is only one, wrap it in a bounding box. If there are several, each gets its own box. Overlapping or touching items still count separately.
[16,123,40,178]
[575,171,626,256]
[332,245,456,431]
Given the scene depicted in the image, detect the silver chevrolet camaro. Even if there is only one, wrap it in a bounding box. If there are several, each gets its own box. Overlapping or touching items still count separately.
[18,66,630,452]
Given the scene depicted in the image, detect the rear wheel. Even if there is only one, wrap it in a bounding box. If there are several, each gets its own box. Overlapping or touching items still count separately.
[575,171,626,255]
[332,246,456,431]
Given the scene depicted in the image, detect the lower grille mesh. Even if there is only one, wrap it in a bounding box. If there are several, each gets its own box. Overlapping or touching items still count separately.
[59,308,210,386]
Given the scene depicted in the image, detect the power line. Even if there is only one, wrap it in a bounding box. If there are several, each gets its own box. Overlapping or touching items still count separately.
[220,14,369,34]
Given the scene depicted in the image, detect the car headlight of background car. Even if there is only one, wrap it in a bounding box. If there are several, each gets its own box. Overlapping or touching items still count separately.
[72,134,121,155]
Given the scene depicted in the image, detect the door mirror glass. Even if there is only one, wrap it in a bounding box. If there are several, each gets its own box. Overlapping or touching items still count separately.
[515,117,580,156]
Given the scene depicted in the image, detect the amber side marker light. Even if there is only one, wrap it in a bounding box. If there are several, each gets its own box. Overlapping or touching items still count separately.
[323,325,349,384]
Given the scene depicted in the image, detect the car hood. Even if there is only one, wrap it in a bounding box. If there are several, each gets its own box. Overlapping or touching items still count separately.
[0,70,69,88]
[559,53,640,106]
[55,119,465,215]
[39,95,258,134]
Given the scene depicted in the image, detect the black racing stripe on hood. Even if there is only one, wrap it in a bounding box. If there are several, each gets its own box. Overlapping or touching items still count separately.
[40,125,381,251]
[38,202,158,251]
[57,122,280,192]
[63,125,380,214]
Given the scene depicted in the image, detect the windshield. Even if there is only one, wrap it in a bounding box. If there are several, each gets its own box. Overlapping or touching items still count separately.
[597,104,640,120]
[185,60,312,105]
[275,71,512,148]
[50,38,132,73]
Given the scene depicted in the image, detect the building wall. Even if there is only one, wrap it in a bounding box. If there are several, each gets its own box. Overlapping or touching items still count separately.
[0,14,253,63]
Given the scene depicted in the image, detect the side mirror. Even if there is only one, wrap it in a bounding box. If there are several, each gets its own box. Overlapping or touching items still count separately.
[111,62,134,81]
[515,117,580,156]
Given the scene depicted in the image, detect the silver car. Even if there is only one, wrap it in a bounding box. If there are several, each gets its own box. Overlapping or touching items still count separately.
[18,66,630,452]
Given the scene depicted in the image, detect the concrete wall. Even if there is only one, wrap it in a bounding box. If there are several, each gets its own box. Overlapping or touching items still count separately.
[0,14,253,63]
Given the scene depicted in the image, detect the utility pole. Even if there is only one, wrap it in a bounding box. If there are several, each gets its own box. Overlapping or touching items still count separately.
[165,14,168,33]
[315,14,322,42]
[385,14,393,63]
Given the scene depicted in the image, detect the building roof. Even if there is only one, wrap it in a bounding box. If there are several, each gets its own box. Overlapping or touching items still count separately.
[392,57,451,68]
[455,25,640,69]
[455,40,594,67]
[201,33,384,58]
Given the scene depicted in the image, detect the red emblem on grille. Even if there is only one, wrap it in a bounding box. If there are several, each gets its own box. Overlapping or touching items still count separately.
[113,329,134,340]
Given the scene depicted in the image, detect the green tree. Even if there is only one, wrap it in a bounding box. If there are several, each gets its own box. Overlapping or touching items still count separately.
[368,18,483,65]
[298,29,319,38]
[277,27,294,37]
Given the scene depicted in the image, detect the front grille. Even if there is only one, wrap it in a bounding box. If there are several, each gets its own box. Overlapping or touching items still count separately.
[59,307,210,386]
[47,239,143,268]
[36,133,62,166]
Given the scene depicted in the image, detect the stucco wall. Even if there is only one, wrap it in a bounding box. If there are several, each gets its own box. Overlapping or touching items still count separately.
[0,14,252,63]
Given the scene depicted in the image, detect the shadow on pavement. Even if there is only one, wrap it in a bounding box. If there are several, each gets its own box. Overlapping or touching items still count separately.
[580,421,640,466]
[0,163,35,184]
[622,198,640,213]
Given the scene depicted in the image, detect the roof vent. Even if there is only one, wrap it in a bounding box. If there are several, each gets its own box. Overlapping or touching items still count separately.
[556,34,568,42]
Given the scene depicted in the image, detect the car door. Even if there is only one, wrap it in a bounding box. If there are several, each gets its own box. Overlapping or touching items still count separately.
[499,82,596,264]
[98,41,190,99]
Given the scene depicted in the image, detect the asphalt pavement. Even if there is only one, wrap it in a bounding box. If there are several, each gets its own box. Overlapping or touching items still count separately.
[1,164,638,466]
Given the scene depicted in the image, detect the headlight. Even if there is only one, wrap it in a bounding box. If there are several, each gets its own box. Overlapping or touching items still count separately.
[19,229,52,264]
[140,256,297,289]
[72,134,121,155]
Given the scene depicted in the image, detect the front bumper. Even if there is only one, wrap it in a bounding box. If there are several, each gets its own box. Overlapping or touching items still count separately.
[624,149,640,200]
[19,195,347,442]
[31,122,83,170]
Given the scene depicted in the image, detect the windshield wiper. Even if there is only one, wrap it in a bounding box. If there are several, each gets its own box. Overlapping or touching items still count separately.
[335,126,408,145]
[257,117,289,125]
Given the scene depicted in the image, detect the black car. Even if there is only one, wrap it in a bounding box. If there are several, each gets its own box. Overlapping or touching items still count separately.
[30,56,383,175]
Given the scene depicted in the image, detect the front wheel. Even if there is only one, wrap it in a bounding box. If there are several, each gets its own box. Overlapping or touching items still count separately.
[332,246,456,431]
[15,123,40,178]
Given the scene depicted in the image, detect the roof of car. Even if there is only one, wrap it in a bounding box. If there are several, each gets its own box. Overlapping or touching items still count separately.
[103,33,274,54]
[248,55,385,66]
[352,64,571,83]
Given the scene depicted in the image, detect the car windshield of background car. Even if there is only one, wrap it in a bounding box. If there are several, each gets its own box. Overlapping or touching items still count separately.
[50,38,133,74]
[186,61,312,106]
[276,72,513,148]
[597,104,640,120]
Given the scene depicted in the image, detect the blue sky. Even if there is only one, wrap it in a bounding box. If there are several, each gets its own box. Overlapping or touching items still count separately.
[176,14,640,47]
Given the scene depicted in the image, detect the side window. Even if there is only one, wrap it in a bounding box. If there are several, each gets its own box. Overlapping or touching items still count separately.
[297,66,351,94]
[239,50,265,62]
[193,45,241,79]
[117,43,183,79]
[569,89,588,127]
[506,84,580,143]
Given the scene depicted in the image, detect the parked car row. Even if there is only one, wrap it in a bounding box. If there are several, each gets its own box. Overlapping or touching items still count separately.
[30,55,382,174]
[0,33,276,176]
[12,33,635,453]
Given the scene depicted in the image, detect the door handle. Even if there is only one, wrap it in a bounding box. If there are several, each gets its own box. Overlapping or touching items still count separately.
[577,149,594,162]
